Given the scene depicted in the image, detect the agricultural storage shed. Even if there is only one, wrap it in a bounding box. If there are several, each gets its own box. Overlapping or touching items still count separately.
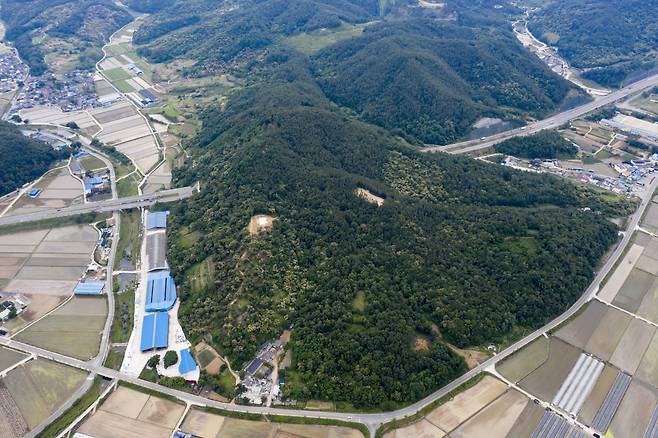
[179,349,197,374]
[145,271,177,311]
[146,211,168,230]
[140,312,169,351]
[74,280,105,295]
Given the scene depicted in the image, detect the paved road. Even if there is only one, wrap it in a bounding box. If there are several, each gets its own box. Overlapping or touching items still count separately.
[3,175,656,437]
[0,186,195,226]
[422,73,658,155]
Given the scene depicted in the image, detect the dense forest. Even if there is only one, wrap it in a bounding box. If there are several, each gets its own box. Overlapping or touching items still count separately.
[166,44,633,407]
[0,122,65,196]
[495,130,578,159]
[313,20,575,144]
[0,0,131,75]
[527,0,658,87]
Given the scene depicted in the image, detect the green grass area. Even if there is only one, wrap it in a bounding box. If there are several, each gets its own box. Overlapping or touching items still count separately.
[284,22,370,54]
[595,148,612,159]
[117,173,141,197]
[217,368,236,398]
[103,67,131,81]
[582,155,601,164]
[104,348,125,370]
[79,155,106,171]
[375,374,485,437]
[110,289,134,343]
[186,256,215,293]
[113,79,135,93]
[36,377,101,438]
[114,210,141,267]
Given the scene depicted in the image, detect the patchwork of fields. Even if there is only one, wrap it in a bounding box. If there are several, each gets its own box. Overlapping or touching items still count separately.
[4,167,83,217]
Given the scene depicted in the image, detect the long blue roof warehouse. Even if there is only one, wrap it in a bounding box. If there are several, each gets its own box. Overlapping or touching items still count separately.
[178,349,197,374]
[146,211,168,230]
[140,312,169,351]
[145,271,177,312]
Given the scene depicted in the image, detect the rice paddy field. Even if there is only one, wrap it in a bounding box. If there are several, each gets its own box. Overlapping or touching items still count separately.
[78,386,186,438]
[0,359,86,431]
[19,106,100,137]
[518,338,581,401]
[180,407,363,438]
[496,336,549,383]
[5,167,83,217]
[16,296,107,360]
[0,224,98,334]
[0,346,27,373]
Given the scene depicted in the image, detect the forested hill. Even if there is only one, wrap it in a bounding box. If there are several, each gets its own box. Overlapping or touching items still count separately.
[312,20,574,144]
[0,0,132,75]
[168,49,634,407]
[527,0,658,87]
[0,122,64,196]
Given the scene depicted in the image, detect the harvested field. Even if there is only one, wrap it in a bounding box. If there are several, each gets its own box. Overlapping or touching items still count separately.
[638,287,658,325]
[6,168,83,217]
[424,375,507,432]
[636,331,658,388]
[143,160,172,194]
[637,254,658,276]
[383,419,445,438]
[599,244,644,302]
[3,359,86,429]
[519,338,581,401]
[78,410,173,438]
[496,336,548,383]
[91,103,136,124]
[584,306,632,361]
[79,386,184,438]
[113,135,159,173]
[180,409,225,438]
[607,380,657,437]
[610,319,655,374]
[578,364,618,425]
[643,238,658,261]
[0,382,27,438]
[505,397,545,437]
[0,347,27,372]
[449,389,528,438]
[643,204,658,233]
[19,106,99,132]
[16,296,107,360]
[555,300,608,349]
[612,268,657,313]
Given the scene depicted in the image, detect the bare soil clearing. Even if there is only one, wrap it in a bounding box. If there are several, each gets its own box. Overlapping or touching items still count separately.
[248,215,274,236]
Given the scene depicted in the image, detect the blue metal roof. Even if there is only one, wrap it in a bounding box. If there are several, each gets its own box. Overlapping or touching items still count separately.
[145,271,176,312]
[146,211,168,230]
[178,349,197,374]
[140,312,169,351]
[74,281,104,295]
[88,177,104,185]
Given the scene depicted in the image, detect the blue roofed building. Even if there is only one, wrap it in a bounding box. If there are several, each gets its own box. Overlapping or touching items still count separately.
[74,280,105,295]
[140,312,169,351]
[178,349,197,374]
[145,271,177,312]
[146,211,169,230]
[28,188,41,198]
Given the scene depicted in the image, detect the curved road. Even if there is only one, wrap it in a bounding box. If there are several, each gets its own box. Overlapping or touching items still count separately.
[422,73,658,155]
[2,175,655,437]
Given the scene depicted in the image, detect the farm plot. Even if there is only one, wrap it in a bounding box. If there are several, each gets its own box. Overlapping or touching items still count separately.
[607,380,657,437]
[635,331,658,389]
[449,389,528,438]
[90,101,136,124]
[2,359,86,430]
[552,353,604,416]
[5,168,83,217]
[554,300,608,349]
[612,267,658,313]
[78,386,184,438]
[496,336,548,383]
[584,306,632,361]
[143,160,172,194]
[424,375,507,433]
[1,224,96,299]
[0,347,27,372]
[505,399,545,437]
[610,318,655,374]
[0,382,27,438]
[591,371,631,433]
[19,106,100,135]
[598,244,644,302]
[642,203,658,234]
[180,407,363,438]
[519,338,581,401]
[16,296,107,360]
[578,364,618,425]
[114,135,160,173]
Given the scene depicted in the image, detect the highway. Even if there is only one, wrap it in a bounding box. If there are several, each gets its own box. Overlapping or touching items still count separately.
[422,72,658,155]
[0,185,196,226]
[2,175,656,437]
